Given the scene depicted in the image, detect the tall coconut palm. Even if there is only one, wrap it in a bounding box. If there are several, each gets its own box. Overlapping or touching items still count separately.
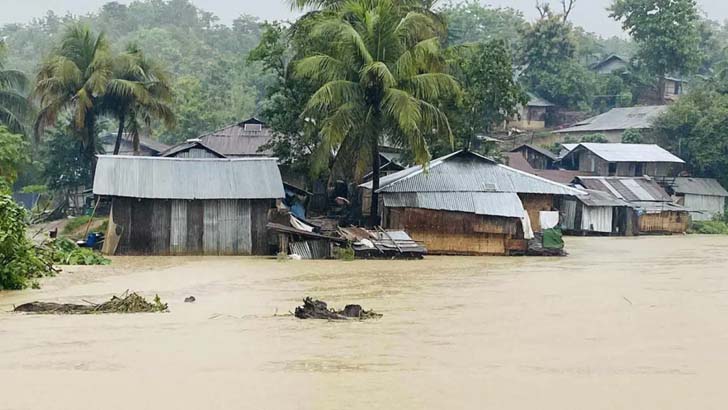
[34,23,112,169]
[296,0,459,224]
[0,41,32,134]
[103,43,175,155]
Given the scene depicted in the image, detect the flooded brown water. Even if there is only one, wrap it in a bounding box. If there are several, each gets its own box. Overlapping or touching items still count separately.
[2,235,728,409]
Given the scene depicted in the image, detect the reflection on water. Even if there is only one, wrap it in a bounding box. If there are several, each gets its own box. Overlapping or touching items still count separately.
[1,235,728,410]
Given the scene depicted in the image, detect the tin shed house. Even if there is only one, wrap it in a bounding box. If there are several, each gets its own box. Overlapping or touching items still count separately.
[560,143,684,177]
[93,156,284,255]
[360,151,583,255]
[670,177,728,221]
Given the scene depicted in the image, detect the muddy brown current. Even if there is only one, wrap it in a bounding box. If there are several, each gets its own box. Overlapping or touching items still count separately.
[2,235,728,409]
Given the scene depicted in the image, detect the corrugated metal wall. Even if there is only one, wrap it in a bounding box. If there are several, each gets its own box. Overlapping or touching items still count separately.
[684,194,725,221]
[562,199,577,230]
[175,148,221,159]
[110,197,271,255]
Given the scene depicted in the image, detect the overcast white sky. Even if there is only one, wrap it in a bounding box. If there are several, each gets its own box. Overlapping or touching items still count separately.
[2,0,728,37]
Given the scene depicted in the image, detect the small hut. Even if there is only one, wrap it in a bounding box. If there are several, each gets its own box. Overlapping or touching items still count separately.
[509,144,558,170]
[670,177,728,221]
[360,151,583,255]
[93,155,284,255]
[575,176,689,234]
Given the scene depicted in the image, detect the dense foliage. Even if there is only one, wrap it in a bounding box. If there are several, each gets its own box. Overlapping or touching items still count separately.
[0,194,55,290]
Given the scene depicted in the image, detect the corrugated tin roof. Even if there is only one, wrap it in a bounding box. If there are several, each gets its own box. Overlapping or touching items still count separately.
[100,133,171,154]
[93,155,284,199]
[576,176,671,202]
[576,189,632,207]
[383,192,525,218]
[672,177,728,197]
[160,140,226,158]
[198,118,273,157]
[564,143,684,163]
[555,105,668,133]
[361,151,584,196]
[510,144,558,161]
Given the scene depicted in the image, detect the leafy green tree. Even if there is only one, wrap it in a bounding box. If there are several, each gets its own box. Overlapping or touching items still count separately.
[519,5,594,108]
[446,40,527,151]
[621,128,643,143]
[34,24,112,169]
[0,42,31,134]
[654,82,728,187]
[580,134,609,143]
[103,43,175,154]
[41,126,94,195]
[0,126,29,185]
[609,0,700,103]
[296,0,458,222]
[440,1,527,46]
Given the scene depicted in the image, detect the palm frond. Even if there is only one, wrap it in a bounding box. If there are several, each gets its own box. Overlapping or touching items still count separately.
[392,37,441,79]
[304,80,361,113]
[295,54,350,83]
[360,61,396,88]
[404,72,460,101]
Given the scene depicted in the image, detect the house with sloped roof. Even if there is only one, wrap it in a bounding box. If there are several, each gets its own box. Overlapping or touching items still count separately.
[574,176,689,234]
[554,105,668,142]
[93,155,284,255]
[100,133,171,157]
[197,117,274,157]
[359,150,583,255]
[560,143,684,177]
[669,177,728,221]
[510,144,558,170]
[590,54,630,75]
[508,93,555,131]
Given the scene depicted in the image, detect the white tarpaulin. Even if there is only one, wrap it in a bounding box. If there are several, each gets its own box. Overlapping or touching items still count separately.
[521,212,535,240]
[540,211,560,230]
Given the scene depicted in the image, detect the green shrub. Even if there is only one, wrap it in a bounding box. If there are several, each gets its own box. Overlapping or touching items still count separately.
[688,220,728,235]
[49,238,111,265]
[1,194,56,290]
[334,245,356,261]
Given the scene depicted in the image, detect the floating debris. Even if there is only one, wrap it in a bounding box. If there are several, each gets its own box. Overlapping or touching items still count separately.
[13,291,168,314]
[294,297,382,320]
[184,296,196,303]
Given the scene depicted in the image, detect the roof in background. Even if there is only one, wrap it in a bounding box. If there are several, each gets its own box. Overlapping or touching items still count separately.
[564,143,684,163]
[575,176,671,202]
[160,140,226,158]
[526,92,554,107]
[93,156,284,200]
[589,54,629,71]
[510,144,558,161]
[505,153,586,185]
[382,192,525,218]
[555,105,668,133]
[504,152,535,173]
[198,117,273,157]
[361,150,583,196]
[672,177,728,197]
[100,133,170,154]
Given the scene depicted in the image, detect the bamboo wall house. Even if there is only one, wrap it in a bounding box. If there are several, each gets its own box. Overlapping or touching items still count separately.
[574,176,689,234]
[93,156,284,255]
[360,151,583,255]
[559,189,639,236]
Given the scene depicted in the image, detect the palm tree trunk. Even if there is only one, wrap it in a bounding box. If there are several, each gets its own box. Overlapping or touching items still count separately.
[85,114,98,181]
[369,137,381,227]
[113,113,126,155]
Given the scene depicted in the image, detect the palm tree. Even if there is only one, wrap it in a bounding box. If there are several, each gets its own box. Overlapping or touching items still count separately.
[295,0,459,224]
[0,41,32,134]
[34,23,112,169]
[103,43,175,155]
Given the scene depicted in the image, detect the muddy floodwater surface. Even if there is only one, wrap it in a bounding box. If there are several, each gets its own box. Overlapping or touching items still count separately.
[2,236,728,409]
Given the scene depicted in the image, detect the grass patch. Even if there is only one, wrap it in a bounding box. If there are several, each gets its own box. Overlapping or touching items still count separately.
[61,215,92,235]
[688,220,728,235]
[334,245,355,261]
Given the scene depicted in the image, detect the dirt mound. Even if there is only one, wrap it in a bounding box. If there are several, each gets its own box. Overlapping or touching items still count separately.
[294,297,382,320]
[14,291,168,314]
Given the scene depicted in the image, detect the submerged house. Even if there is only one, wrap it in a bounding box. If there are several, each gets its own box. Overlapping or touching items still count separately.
[360,151,583,255]
[559,189,638,236]
[574,176,689,234]
[560,143,684,177]
[555,105,668,142]
[93,155,284,255]
[670,177,728,221]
